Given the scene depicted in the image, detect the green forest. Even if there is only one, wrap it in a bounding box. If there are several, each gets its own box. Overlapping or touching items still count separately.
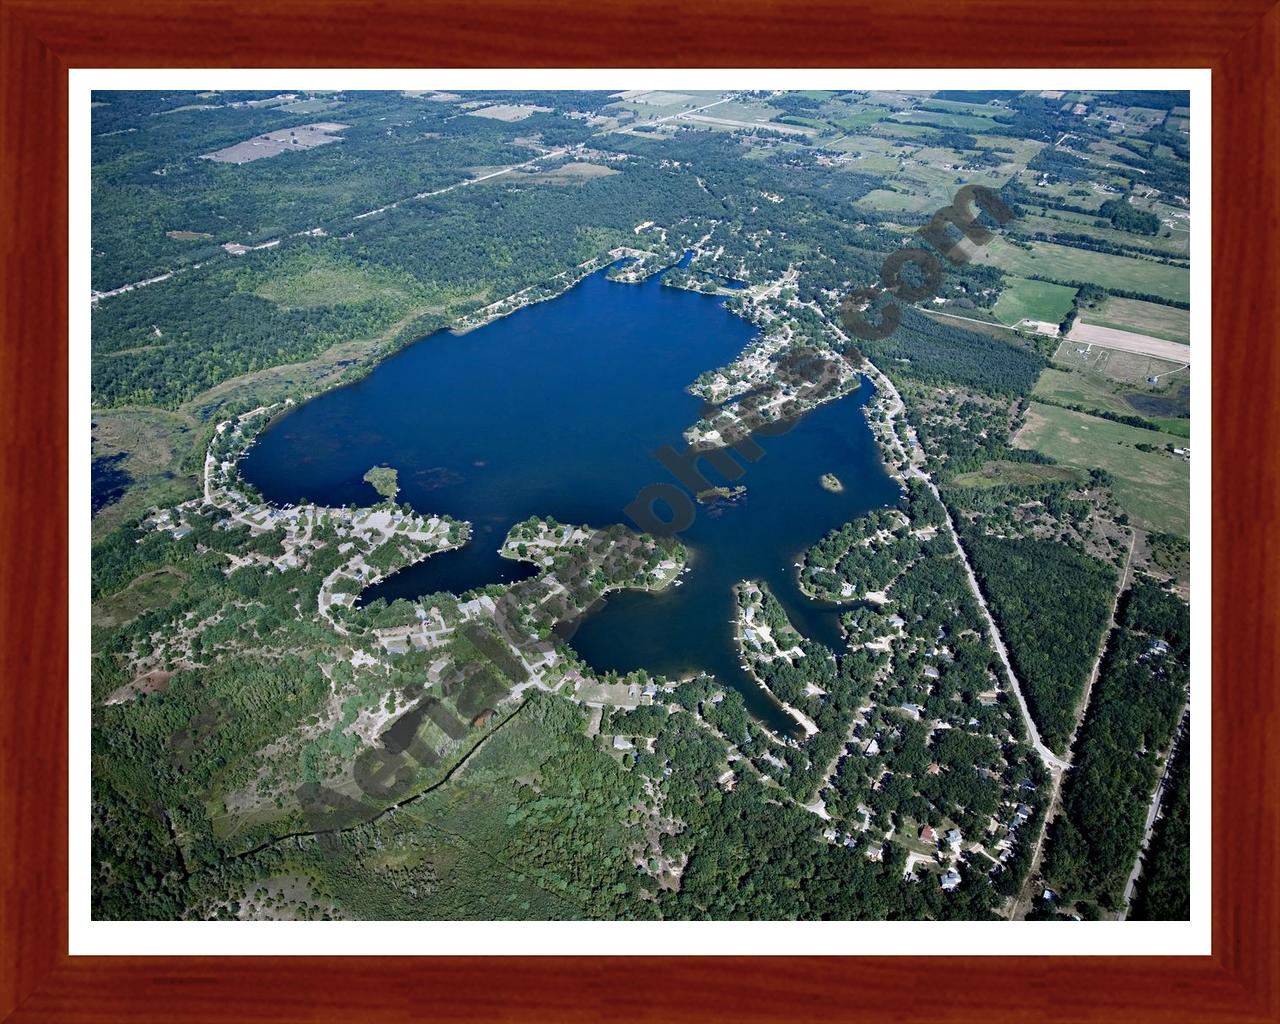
[1042,579,1189,916]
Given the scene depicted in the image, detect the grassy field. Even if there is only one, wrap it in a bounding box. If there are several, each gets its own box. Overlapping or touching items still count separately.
[253,260,420,310]
[1015,210,1190,258]
[919,99,1008,118]
[827,110,892,132]
[993,277,1078,326]
[950,460,1087,489]
[1149,417,1191,438]
[1050,341,1189,387]
[1034,362,1188,412]
[1014,403,1190,537]
[1032,367,1190,438]
[972,238,1190,303]
[858,189,940,213]
[891,109,1002,132]
[1080,296,1191,344]
[92,566,189,629]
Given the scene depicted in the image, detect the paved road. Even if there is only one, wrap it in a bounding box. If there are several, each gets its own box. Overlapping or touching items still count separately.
[1069,321,1193,364]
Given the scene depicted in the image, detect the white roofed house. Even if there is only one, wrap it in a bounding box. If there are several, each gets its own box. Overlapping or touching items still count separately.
[940,869,962,892]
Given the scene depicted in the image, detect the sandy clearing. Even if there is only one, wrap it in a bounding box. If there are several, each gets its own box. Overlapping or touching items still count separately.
[1069,321,1192,363]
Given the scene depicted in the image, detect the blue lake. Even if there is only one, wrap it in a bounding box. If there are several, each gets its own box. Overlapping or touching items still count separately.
[240,263,900,733]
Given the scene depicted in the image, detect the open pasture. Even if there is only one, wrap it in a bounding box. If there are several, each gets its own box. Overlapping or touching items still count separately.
[993,277,1077,327]
[1079,296,1191,344]
[970,237,1190,303]
[1014,403,1190,537]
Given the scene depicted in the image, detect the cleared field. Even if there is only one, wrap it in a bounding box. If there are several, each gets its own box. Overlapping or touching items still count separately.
[165,230,212,241]
[950,460,1086,489]
[1051,340,1189,387]
[1014,403,1190,537]
[616,90,698,106]
[93,567,188,630]
[465,104,551,121]
[1033,366,1191,427]
[918,99,1008,118]
[827,110,892,132]
[520,162,620,184]
[1067,321,1191,363]
[971,237,1190,303]
[277,98,341,115]
[992,277,1077,326]
[201,123,349,164]
[679,113,813,135]
[1016,210,1189,258]
[835,151,901,173]
[891,108,1002,131]
[1080,296,1191,344]
[253,262,416,310]
[857,189,939,213]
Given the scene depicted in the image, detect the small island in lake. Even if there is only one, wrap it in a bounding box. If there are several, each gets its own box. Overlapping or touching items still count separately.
[820,472,844,493]
[363,465,399,502]
[695,484,747,505]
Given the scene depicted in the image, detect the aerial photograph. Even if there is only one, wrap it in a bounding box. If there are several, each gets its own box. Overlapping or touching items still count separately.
[89,86,1192,923]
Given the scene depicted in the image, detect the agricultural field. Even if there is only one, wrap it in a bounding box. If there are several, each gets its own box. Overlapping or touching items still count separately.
[464,104,552,121]
[971,237,1190,303]
[992,277,1078,327]
[1014,210,1190,258]
[201,123,349,164]
[1014,403,1190,537]
[890,108,1006,132]
[1078,296,1191,344]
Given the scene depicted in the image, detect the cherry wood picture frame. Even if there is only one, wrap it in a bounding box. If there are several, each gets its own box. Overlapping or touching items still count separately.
[2,1,1277,1020]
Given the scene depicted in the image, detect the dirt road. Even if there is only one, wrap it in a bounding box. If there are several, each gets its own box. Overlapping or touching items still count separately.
[1118,707,1189,920]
